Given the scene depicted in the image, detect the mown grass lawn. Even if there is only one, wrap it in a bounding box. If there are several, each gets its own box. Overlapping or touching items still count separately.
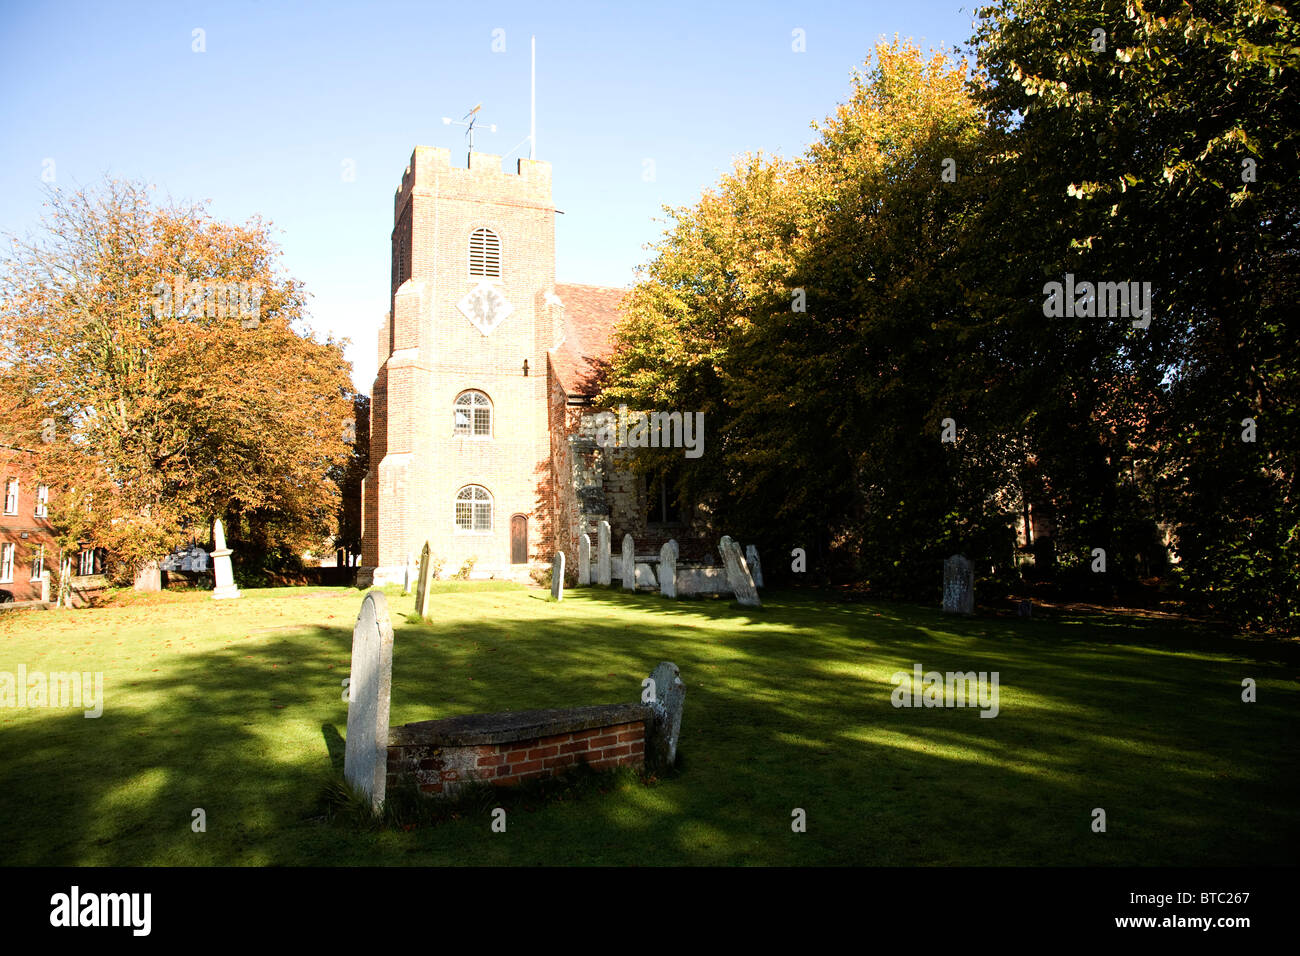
[1,583,1296,866]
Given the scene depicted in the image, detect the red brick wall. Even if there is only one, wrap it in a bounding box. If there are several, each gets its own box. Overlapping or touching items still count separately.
[387,719,645,797]
[362,147,559,581]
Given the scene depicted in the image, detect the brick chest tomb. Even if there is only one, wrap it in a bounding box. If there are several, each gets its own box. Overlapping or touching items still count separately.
[342,589,683,807]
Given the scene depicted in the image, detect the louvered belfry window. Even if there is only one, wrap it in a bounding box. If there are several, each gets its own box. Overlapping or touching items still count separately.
[468,228,501,278]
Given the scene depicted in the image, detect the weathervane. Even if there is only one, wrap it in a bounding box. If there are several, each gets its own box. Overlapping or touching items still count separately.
[442,104,497,153]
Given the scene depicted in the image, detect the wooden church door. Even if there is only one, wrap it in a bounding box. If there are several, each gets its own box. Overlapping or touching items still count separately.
[510,515,528,564]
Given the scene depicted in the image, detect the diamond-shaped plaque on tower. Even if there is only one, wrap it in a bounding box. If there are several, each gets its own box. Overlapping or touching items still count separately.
[457,281,514,336]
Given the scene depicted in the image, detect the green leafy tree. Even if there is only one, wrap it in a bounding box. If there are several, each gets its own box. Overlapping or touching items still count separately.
[972,0,1300,628]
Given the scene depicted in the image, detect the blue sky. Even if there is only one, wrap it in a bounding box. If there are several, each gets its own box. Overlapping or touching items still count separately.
[0,0,977,390]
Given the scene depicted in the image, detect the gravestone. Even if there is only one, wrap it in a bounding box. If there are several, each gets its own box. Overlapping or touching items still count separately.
[402,551,414,595]
[211,519,240,599]
[344,590,395,812]
[621,534,635,591]
[719,535,761,607]
[40,573,51,604]
[551,552,565,601]
[577,532,591,586]
[414,542,434,620]
[645,661,685,771]
[659,539,679,599]
[942,554,975,615]
[597,520,612,586]
[745,545,764,588]
[1017,599,1032,618]
[133,560,161,592]
[635,563,658,589]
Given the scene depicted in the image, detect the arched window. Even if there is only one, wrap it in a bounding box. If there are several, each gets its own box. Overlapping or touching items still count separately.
[454,390,492,437]
[468,228,501,278]
[455,485,493,532]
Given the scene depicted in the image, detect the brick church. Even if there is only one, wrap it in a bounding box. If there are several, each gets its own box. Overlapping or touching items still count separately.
[359,146,689,585]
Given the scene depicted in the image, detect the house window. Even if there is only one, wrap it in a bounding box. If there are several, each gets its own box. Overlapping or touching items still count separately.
[468,228,501,278]
[0,543,14,583]
[35,485,48,518]
[454,391,492,437]
[3,479,16,515]
[455,485,493,532]
[31,545,44,581]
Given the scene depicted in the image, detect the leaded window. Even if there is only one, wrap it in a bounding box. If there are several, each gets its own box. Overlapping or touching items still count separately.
[455,485,493,532]
[454,391,492,437]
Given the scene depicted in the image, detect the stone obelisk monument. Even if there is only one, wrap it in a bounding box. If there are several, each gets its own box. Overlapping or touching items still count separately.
[211,518,241,600]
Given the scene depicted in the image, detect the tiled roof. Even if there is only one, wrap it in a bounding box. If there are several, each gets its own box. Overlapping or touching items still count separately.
[550,282,628,398]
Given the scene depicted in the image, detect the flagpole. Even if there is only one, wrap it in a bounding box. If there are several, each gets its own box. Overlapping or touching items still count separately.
[530,35,536,160]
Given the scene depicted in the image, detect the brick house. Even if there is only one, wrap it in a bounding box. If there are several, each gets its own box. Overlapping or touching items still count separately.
[0,444,56,601]
[360,147,696,585]
[0,444,108,604]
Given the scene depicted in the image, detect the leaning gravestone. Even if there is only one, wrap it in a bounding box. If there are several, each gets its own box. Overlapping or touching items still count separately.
[745,545,765,588]
[597,520,612,586]
[344,590,395,812]
[635,563,658,589]
[551,552,565,601]
[645,661,685,771]
[659,539,679,599]
[622,534,635,591]
[942,554,975,615]
[211,519,240,600]
[578,532,591,586]
[719,535,761,607]
[414,542,434,620]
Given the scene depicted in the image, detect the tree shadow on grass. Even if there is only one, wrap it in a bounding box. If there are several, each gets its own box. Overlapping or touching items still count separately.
[0,585,1296,866]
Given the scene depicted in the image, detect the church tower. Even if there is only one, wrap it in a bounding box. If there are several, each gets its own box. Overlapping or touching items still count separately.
[361,147,561,584]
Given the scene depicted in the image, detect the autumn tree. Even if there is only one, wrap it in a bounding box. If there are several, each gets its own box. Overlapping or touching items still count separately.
[791,41,1017,590]
[0,179,355,584]
[602,151,810,555]
[605,40,1011,589]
